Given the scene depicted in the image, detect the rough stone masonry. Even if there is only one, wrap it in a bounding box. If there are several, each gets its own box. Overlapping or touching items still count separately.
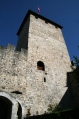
[0,10,72,119]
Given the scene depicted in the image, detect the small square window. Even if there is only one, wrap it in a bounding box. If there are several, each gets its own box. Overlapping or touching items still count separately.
[44,77,46,82]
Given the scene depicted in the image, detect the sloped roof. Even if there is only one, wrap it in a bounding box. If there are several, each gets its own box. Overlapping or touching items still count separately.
[17,10,63,35]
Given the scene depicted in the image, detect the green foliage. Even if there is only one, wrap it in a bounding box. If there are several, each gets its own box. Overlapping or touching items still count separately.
[47,104,60,113]
[47,104,74,119]
[47,104,73,113]
[73,56,79,67]
[73,46,79,67]
[47,104,53,113]
[53,104,60,112]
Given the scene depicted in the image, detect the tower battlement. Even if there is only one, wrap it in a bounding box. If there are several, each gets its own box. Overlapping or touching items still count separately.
[0,44,27,95]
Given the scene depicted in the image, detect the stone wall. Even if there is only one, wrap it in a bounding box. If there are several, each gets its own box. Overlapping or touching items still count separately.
[0,12,72,117]
[24,14,72,115]
[0,44,27,103]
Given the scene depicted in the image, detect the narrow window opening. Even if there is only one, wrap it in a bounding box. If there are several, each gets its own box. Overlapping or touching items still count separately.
[44,77,46,82]
[37,61,45,71]
[11,91,22,94]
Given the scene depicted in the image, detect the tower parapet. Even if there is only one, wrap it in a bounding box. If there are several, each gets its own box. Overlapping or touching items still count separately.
[0,44,27,97]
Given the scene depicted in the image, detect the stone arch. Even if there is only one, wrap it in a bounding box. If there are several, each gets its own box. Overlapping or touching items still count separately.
[0,92,22,119]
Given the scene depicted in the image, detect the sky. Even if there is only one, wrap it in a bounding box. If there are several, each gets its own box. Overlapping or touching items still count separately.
[0,0,79,61]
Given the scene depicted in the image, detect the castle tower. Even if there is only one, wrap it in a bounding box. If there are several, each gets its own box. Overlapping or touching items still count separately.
[0,10,72,119]
[16,10,72,115]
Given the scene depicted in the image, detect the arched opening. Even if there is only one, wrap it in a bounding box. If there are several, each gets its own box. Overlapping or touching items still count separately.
[0,96,12,119]
[0,92,23,119]
[37,61,45,71]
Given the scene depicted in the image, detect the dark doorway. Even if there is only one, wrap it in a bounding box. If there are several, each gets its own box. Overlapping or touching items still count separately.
[0,96,12,119]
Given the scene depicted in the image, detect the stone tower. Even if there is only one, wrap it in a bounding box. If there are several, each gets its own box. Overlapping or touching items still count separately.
[0,10,72,119]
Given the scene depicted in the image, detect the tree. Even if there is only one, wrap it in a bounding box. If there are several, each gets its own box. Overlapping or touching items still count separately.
[47,104,60,113]
[73,56,79,67]
[73,46,79,67]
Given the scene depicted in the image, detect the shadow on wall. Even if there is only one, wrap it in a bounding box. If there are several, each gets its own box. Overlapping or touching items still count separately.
[58,73,78,110]
[16,16,30,51]
[25,109,79,119]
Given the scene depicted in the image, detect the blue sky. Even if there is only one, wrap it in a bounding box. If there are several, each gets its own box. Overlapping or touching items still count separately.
[0,0,79,61]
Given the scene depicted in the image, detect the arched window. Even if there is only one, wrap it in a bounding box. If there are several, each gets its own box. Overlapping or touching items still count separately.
[37,61,45,71]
